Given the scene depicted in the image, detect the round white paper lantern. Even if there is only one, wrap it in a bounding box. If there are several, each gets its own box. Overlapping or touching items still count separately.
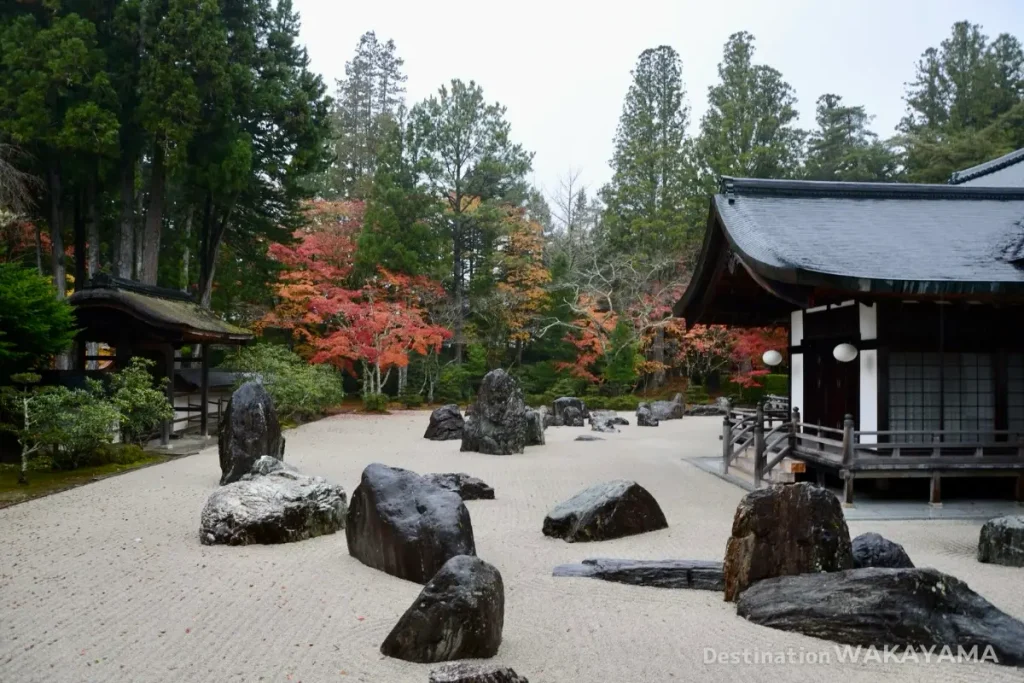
[762,349,783,367]
[833,343,859,363]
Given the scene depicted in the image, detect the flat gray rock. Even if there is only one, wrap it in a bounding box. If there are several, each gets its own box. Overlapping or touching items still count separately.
[553,558,723,590]
[543,480,668,542]
[200,458,345,545]
[381,555,504,663]
[425,473,495,500]
[737,567,1024,667]
[978,515,1024,567]
[575,435,604,441]
[429,663,528,683]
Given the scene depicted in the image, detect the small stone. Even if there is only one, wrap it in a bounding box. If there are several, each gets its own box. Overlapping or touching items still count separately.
[978,515,1024,567]
[424,473,495,501]
[381,555,504,663]
[428,663,528,683]
[636,403,659,427]
[575,435,604,442]
[424,405,465,441]
[524,408,545,446]
[852,532,914,569]
[543,480,668,542]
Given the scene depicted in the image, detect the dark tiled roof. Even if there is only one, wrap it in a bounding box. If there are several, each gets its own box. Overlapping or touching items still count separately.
[715,177,1024,292]
[950,148,1024,185]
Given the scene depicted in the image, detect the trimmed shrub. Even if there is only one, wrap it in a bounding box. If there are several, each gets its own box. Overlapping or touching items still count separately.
[33,383,120,470]
[109,358,174,445]
[764,373,789,396]
[222,344,344,422]
[399,393,424,409]
[362,393,390,412]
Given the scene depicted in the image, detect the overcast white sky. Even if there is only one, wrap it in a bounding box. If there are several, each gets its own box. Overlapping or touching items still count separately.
[293,0,1024,198]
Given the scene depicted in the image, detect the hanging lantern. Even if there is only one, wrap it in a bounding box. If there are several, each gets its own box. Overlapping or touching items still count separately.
[762,350,783,367]
[833,343,859,363]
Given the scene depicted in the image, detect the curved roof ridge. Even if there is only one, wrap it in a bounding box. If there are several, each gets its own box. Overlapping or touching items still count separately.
[949,148,1024,185]
[720,176,1024,200]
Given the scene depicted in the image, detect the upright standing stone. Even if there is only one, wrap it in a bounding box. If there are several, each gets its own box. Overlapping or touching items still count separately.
[978,515,1024,567]
[218,381,285,485]
[381,555,504,663]
[346,464,476,583]
[524,408,545,446]
[723,482,853,601]
[424,404,466,441]
[461,369,528,455]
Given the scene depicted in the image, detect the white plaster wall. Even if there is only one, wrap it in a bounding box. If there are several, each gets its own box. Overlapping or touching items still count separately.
[791,353,804,419]
[859,303,877,341]
[791,310,804,346]
[859,350,878,443]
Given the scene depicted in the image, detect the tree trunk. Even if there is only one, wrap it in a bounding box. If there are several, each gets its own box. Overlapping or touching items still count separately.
[181,208,192,292]
[47,166,65,300]
[139,144,166,285]
[73,191,86,290]
[652,327,666,387]
[199,198,233,309]
[116,157,135,279]
[18,396,30,486]
[86,176,99,280]
[452,218,464,363]
[33,223,42,275]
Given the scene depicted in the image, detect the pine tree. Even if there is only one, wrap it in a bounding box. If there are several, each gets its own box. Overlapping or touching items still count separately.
[804,94,899,182]
[601,45,693,258]
[696,32,804,181]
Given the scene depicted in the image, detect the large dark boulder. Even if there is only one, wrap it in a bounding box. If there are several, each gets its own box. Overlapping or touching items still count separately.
[200,457,346,545]
[460,369,528,455]
[684,404,727,416]
[553,558,723,591]
[524,408,545,446]
[218,381,285,485]
[723,482,852,601]
[636,403,659,427]
[648,393,684,421]
[425,404,465,441]
[852,532,914,569]
[543,480,668,542]
[346,464,476,583]
[551,397,589,426]
[425,473,495,501]
[978,515,1024,567]
[381,555,504,663]
[429,663,529,683]
[736,567,1024,667]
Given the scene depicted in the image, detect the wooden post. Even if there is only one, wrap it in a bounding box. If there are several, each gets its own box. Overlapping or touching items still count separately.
[722,399,733,475]
[753,402,766,487]
[841,414,855,467]
[161,344,174,446]
[930,472,942,507]
[843,473,855,506]
[199,343,210,437]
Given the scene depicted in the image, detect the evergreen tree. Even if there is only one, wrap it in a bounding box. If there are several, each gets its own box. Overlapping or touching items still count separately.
[696,32,804,181]
[0,263,76,379]
[355,125,442,281]
[410,79,532,362]
[804,94,899,181]
[601,46,693,257]
[322,32,407,198]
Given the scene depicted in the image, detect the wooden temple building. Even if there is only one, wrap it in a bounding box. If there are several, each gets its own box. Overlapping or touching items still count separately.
[68,275,253,444]
[676,164,1024,504]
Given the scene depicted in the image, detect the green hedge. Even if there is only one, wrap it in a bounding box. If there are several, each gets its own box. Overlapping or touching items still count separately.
[525,393,641,412]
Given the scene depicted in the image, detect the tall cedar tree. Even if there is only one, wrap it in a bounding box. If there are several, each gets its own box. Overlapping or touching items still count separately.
[602,45,694,258]
[354,124,442,281]
[696,32,804,182]
[410,79,533,362]
[900,21,1024,182]
[320,32,407,198]
[804,94,900,182]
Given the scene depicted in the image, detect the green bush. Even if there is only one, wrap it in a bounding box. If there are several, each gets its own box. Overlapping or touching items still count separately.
[0,263,77,379]
[436,363,473,404]
[74,443,152,468]
[223,344,344,422]
[399,393,424,408]
[585,394,641,411]
[362,393,390,412]
[512,361,563,395]
[109,358,174,444]
[32,383,120,470]
[686,384,710,404]
[764,373,789,396]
